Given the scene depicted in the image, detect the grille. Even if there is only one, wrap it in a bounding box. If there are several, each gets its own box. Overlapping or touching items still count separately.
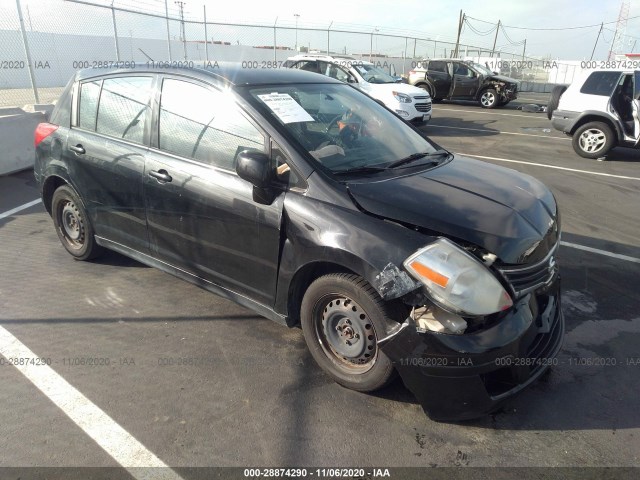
[415,103,432,112]
[413,96,429,100]
[498,243,559,297]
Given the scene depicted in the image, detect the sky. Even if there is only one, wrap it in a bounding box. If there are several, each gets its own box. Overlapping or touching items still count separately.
[8,0,640,60]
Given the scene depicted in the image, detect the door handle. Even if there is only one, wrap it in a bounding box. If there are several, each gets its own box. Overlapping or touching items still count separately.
[149,169,172,183]
[69,144,85,155]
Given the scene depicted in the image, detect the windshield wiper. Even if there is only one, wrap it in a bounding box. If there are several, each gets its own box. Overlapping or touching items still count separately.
[332,165,389,176]
[386,150,450,169]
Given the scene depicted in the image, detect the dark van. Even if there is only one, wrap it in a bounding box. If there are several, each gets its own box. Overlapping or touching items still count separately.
[35,64,563,420]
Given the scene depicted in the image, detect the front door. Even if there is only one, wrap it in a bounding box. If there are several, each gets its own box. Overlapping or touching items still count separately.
[144,77,284,306]
[450,63,479,98]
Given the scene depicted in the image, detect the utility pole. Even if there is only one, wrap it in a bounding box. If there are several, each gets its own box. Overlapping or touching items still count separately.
[175,1,187,60]
[590,22,603,61]
[491,20,501,57]
[110,0,120,61]
[327,21,332,54]
[203,5,208,61]
[294,13,300,52]
[453,10,465,58]
[164,0,172,60]
[15,0,39,103]
[521,38,527,62]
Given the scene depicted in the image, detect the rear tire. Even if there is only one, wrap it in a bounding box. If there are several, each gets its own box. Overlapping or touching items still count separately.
[51,185,103,261]
[547,85,567,120]
[300,273,399,392]
[572,121,615,159]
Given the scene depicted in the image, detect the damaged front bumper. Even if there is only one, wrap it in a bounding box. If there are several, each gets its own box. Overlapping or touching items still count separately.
[379,279,564,421]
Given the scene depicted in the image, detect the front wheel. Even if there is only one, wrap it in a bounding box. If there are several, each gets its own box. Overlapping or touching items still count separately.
[300,273,400,392]
[479,89,498,108]
[51,185,103,261]
[572,121,615,159]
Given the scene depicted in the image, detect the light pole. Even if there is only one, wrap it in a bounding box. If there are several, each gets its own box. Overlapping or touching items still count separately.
[294,13,300,51]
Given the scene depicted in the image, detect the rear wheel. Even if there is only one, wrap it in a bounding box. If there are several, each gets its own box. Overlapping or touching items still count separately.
[479,89,498,108]
[51,185,103,260]
[572,121,616,159]
[416,83,434,98]
[300,273,399,392]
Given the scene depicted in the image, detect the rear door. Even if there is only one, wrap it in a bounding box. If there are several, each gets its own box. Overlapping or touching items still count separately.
[66,74,153,252]
[426,60,450,97]
[143,76,284,305]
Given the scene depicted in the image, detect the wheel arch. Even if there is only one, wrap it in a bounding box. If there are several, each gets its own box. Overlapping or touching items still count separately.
[42,175,69,215]
[569,113,623,141]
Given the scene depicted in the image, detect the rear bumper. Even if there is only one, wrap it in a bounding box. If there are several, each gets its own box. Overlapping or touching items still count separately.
[380,279,564,421]
[551,109,579,133]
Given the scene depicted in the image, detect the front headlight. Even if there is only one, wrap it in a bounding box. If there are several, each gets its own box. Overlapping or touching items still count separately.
[392,91,412,103]
[403,238,513,316]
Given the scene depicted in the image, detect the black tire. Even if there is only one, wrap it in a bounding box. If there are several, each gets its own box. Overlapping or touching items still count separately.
[572,121,616,159]
[300,273,401,392]
[546,85,567,120]
[416,83,434,98]
[51,185,103,261]
[479,88,499,108]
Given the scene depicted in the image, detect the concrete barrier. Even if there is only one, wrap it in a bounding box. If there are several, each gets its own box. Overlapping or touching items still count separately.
[0,105,53,176]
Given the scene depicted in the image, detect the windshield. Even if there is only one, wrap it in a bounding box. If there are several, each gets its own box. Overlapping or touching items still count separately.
[244,83,439,175]
[470,62,494,76]
[352,64,397,84]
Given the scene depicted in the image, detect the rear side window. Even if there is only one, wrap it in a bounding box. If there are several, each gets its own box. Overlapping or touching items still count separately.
[158,79,265,170]
[580,71,621,96]
[78,80,101,131]
[429,61,447,73]
[96,76,152,143]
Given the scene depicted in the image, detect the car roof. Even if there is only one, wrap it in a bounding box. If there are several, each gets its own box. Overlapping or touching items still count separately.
[75,62,342,86]
[286,54,372,64]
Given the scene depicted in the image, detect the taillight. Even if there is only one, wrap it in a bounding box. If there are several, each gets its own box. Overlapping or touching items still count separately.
[34,123,58,147]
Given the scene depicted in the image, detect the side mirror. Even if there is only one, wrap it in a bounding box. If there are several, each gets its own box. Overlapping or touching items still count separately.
[347,75,357,84]
[236,150,275,204]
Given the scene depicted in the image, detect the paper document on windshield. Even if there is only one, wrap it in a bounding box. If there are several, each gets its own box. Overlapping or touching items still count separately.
[258,93,314,124]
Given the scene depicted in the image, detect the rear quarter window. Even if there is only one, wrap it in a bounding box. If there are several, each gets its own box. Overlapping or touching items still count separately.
[580,71,622,96]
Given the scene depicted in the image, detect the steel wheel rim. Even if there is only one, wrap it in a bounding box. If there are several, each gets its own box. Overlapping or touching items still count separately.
[59,200,85,249]
[578,128,606,153]
[314,294,378,374]
[481,91,495,106]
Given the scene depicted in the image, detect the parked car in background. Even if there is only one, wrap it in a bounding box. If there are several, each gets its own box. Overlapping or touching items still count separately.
[35,64,562,421]
[285,54,432,123]
[548,69,639,159]
[407,59,519,108]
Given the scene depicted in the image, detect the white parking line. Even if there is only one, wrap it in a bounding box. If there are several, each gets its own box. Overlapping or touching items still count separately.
[561,241,640,264]
[0,326,183,480]
[457,152,640,181]
[434,107,547,119]
[0,198,42,220]
[428,124,569,140]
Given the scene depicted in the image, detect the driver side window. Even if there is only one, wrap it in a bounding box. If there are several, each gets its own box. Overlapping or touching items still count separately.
[327,64,351,83]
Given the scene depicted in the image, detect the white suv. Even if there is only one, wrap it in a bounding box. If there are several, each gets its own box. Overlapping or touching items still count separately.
[285,54,432,123]
[548,68,639,158]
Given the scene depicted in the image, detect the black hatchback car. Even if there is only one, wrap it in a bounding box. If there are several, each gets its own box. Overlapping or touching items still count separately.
[35,64,563,420]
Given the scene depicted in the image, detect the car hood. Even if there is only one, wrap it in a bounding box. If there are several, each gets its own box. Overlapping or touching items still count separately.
[363,82,428,97]
[487,74,519,85]
[346,155,559,264]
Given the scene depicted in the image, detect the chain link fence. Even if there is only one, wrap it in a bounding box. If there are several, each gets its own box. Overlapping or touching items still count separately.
[0,0,590,108]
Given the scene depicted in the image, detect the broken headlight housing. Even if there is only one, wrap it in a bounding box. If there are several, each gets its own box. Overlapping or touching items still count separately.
[403,238,513,317]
